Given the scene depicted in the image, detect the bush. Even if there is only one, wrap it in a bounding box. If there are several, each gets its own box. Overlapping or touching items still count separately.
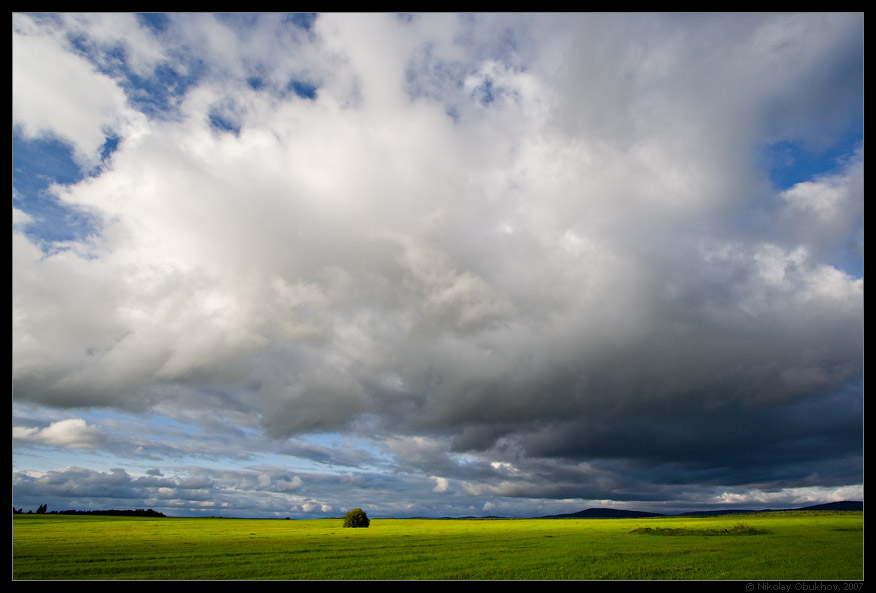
[342,507,370,528]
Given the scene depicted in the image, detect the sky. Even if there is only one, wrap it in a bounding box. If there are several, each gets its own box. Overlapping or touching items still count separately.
[12,13,863,519]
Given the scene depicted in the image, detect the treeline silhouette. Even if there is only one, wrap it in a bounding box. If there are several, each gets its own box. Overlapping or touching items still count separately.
[13,506,165,517]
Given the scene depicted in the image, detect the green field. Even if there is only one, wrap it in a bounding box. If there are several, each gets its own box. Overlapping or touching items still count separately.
[12,511,863,580]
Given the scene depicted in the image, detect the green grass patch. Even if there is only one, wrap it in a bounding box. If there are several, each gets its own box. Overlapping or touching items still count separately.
[12,512,863,580]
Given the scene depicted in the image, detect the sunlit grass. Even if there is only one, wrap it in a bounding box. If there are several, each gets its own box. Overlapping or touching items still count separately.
[12,512,863,580]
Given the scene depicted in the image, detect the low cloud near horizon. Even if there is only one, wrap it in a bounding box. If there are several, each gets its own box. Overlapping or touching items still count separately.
[13,13,862,517]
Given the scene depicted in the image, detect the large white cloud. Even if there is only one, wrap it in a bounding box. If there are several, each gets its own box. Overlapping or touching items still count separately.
[13,418,105,448]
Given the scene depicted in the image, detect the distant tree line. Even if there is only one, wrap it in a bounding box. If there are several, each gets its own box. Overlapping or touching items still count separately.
[13,506,165,517]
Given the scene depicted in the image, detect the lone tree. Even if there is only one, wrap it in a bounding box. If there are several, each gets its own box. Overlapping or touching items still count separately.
[342,507,370,528]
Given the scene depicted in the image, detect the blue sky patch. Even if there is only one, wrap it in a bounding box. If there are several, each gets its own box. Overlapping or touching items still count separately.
[283,13,317,31]
[136,12,170,34]
[288,79,318,100]
[208,111,242,135]
[12,133,98,243]
[761,129,862,192]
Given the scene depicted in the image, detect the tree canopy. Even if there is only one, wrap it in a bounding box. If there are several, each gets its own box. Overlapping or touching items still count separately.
[342,507,370,528]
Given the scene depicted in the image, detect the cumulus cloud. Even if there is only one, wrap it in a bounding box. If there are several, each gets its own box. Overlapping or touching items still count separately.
[12,13,862,516]
[778,152,864,260]
[13,418,106,449]
[432,476,450,494]
[12,15,147,168]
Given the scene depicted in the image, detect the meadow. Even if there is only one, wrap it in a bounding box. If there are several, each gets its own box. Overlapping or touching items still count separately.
[12,511,863,580]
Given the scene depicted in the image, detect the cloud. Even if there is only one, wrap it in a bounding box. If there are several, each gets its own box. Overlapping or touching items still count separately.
[432,476,450,493]
[12,13,863,516]
[13,419,106,449]
[711,485,865,508]
[778,152,864,260]
[12,15,147,168]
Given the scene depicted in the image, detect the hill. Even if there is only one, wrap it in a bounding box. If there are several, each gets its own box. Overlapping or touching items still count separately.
[794,501,862,512]
[540,501,862,519]
[668,501,863,518]
[542,507,664,519]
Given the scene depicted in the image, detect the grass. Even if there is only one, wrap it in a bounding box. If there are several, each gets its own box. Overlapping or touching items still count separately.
[12,511,863,580]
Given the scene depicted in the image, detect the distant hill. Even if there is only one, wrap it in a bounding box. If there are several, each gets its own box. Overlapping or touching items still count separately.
[795,501,862,512]
[670,501,864,518]
[542,507,664,519]
[540,501,862,520]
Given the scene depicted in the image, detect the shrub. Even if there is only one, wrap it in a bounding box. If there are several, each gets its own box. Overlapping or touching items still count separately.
[342,507,370,528]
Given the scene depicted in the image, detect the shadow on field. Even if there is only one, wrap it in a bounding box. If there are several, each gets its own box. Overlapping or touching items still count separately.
[629,523,769,536]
